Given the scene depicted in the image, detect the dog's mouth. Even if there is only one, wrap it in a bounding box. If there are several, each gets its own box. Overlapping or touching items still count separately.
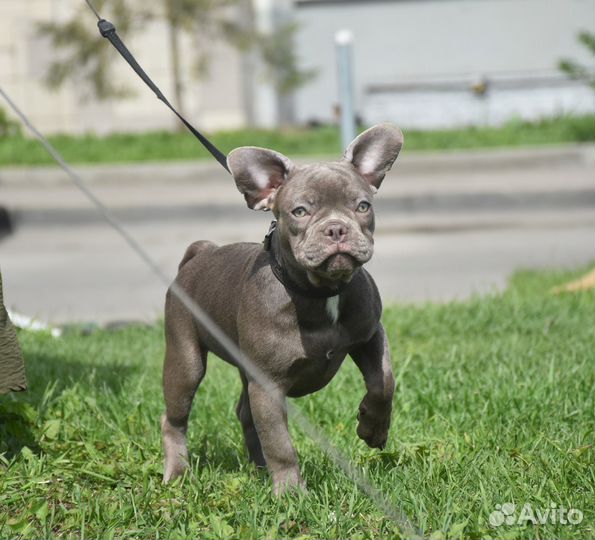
[324,252,358,272]
[296,233,373,286]
[309,252,360,284]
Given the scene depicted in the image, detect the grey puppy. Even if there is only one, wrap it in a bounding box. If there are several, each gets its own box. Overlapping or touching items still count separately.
[162,124,403,494]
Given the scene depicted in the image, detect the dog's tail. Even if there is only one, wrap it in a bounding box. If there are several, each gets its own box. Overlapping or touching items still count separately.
[178,240,214,270]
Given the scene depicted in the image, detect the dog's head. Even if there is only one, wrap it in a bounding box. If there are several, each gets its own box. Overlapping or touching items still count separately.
[228,124,403,286]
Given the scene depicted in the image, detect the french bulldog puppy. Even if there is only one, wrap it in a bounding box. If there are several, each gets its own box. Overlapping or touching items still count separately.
[162,124,403,494]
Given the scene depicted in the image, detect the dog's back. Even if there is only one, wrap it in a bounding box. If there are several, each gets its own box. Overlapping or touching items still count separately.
[167,240,266,354]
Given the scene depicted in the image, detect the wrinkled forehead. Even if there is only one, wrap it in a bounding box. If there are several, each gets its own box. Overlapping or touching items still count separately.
[279,162,371,205]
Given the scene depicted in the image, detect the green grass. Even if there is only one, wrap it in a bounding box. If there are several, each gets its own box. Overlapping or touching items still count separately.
[1,267,593,539]
[0,115,593,166]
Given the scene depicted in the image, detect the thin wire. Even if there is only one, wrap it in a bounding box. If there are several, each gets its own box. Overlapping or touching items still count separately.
[0,85,421,538]
[85,0,101,20]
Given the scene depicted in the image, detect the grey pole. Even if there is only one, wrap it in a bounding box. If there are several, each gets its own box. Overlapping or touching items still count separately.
[335,29,356,151]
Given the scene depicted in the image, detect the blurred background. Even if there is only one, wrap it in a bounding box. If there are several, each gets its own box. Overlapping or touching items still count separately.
[0,0,593,325]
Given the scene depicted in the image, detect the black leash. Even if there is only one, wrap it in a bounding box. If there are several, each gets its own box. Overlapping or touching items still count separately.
[85,1,343,300]
[85,0,230,173]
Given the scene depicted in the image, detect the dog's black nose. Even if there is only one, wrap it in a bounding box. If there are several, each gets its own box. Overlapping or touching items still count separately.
[324,222,347,242]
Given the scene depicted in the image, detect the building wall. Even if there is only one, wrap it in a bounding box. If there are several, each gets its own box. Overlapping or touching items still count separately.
[0,0,247,135]
[2,0,593,135]
[294,0,595,128]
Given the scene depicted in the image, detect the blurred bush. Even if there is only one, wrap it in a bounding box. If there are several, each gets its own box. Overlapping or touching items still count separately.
[0,106,21,137]
[559,31,595,91]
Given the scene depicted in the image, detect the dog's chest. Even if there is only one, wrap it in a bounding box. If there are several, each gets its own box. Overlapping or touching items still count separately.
[283,302,364,397]
[285,331,347,397]
[325,296,340,324]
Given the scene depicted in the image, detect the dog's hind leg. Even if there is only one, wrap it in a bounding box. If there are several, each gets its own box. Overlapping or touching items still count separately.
[162,289,208,483]
[236,372,266,467]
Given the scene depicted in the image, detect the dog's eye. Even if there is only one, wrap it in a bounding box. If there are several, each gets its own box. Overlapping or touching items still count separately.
[291,206,308,218]
[356,201,371,213]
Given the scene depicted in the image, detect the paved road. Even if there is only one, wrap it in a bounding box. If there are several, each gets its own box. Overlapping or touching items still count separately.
[0,145,593,324]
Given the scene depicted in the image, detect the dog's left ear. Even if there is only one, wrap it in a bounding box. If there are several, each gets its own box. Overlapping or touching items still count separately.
[227,147,295,210]
[343,124,404,190]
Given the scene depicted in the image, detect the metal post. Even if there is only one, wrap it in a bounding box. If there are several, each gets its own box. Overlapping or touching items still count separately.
[335,29,356,151]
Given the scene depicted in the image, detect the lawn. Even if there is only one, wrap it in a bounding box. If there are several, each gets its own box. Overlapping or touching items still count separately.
[0,115,593,166]
[0,267,593,539]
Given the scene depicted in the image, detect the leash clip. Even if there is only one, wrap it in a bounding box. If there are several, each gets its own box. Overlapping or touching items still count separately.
[97,19,116,38]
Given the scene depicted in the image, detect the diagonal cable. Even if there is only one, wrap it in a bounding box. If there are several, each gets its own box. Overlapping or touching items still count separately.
[0,85,421,538]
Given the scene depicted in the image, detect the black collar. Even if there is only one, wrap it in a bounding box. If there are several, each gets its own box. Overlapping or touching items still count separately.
[263,220,348,299]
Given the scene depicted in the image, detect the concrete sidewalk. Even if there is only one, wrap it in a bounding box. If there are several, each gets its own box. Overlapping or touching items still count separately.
[0,144,593,324]
[2,144,593,228]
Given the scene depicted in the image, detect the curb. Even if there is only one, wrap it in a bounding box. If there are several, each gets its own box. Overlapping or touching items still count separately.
[8,189,594,228]
[0,143,592,186]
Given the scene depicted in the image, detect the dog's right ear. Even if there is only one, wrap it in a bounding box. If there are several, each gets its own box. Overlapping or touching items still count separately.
[343,124,403,190]
[227,147,295,210]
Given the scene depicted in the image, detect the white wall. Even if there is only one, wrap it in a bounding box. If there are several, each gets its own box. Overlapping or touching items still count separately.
[294,0,595,128]
[0,1,247,135]
[2,0,593,134]
[365,75,595,128]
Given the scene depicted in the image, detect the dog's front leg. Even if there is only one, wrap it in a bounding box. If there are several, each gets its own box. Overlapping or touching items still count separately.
[350,324,395,449]
[247,381,305,495]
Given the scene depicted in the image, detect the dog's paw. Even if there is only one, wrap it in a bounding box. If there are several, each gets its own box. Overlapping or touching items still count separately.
[161,414,190,483]
[163,459,189,483]
[356,403,391,449]
[272,468,307,496]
